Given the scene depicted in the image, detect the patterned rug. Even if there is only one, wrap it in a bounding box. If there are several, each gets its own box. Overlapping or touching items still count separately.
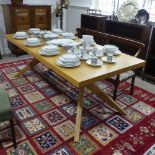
[0,58,155,155]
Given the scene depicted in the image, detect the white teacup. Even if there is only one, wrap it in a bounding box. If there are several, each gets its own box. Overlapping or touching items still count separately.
[107,53,113,62]
[91,57,97,64]
[79,46,86,55]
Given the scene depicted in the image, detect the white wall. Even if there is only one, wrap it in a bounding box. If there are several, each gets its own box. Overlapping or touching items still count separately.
[70,0,92,7]
[66,0,92,33]
[66,6,88,33]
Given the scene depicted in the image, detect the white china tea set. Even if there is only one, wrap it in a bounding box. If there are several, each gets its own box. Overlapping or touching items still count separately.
[14,29,121,67]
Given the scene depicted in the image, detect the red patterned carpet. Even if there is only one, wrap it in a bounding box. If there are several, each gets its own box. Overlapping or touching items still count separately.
[0,58,155,155]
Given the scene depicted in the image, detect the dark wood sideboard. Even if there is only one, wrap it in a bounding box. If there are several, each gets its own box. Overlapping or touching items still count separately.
[2,4,51,55]
[81,14,155,81]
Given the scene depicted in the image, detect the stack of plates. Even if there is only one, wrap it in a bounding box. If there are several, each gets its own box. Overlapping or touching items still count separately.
[39,45,59,56]
[103,44,121,55]
[52,28,63,35]
[25,38,41,46]
[57,54,81,67]
[14,32,27,39]
[28,28,40,34]
[62,32,75,39]
[43,33,58,40]
[82,35,95,45]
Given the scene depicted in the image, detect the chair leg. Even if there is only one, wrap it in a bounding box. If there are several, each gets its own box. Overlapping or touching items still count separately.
[10,118,17,149]
[113,75,120,100]
[130,75,136,95]
[113,83,119,100]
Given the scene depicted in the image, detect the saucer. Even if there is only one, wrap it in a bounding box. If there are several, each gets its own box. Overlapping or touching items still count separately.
[103,44,119,52]
[62,33,75,39]
[103,50,122,56]
[13,35,27,39]
[59,57,79,63]
[43,33,58,39]
[86,59,103,66]
[62,41,81,47]
[112,50,122,56]
[42,45,59,51]
[80,53,93,60]
[39,50,59,56]
[101,57,116,63]
[25,42,42,47]
[56,60,81,68]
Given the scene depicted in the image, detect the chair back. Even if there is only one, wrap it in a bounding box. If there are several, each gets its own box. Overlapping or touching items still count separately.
[76,28,145,57]
[76,28,106,45]
[105,33,145,57]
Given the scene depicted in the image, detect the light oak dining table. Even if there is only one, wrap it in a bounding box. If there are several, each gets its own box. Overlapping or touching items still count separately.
[6,34,145,142]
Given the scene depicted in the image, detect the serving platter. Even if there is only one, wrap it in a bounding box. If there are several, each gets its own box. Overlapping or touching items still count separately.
[117,0,139,22]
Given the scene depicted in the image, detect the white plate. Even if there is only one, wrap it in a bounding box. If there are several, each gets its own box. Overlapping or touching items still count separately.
[62,33,75,39]
[43,33,58,39]
[25,42,42,47]
[62,54,78,61]
[86,59,103,66]
[13,35,27,39]
[59,57,79,63]
[62,41,81,47]
[39,50,59,56]
[89,50,103,57]
[80,53,93,60]
[113,50,122,56]
[42,45,59,51]
[104,50,122,56]
[103,44,119,52]
[101,57,116,63]
[47,39,74,46]
[52,28,63,34]
[117,0,139,22]
[56,60,81,68]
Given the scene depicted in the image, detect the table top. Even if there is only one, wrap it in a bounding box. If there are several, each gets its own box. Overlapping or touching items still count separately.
[6,34,145,88]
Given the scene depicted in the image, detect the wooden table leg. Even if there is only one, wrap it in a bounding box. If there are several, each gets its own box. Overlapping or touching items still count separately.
[74,88,84,142]
[87,84,126,115]
[16,58,39,77]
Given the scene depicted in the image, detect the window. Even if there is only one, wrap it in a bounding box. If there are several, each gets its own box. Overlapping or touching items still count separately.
[91,0,155,22]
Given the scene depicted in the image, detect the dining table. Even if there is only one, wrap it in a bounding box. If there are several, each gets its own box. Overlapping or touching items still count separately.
[6,34,145,142]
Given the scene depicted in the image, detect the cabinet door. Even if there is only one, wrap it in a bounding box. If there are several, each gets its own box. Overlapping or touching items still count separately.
[34,8,50,30]
[13,8,30,31]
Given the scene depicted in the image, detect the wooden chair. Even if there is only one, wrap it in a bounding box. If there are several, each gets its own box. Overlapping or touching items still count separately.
[76,28,145,100]
[0,88,17,148]
[105,34,145,100]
